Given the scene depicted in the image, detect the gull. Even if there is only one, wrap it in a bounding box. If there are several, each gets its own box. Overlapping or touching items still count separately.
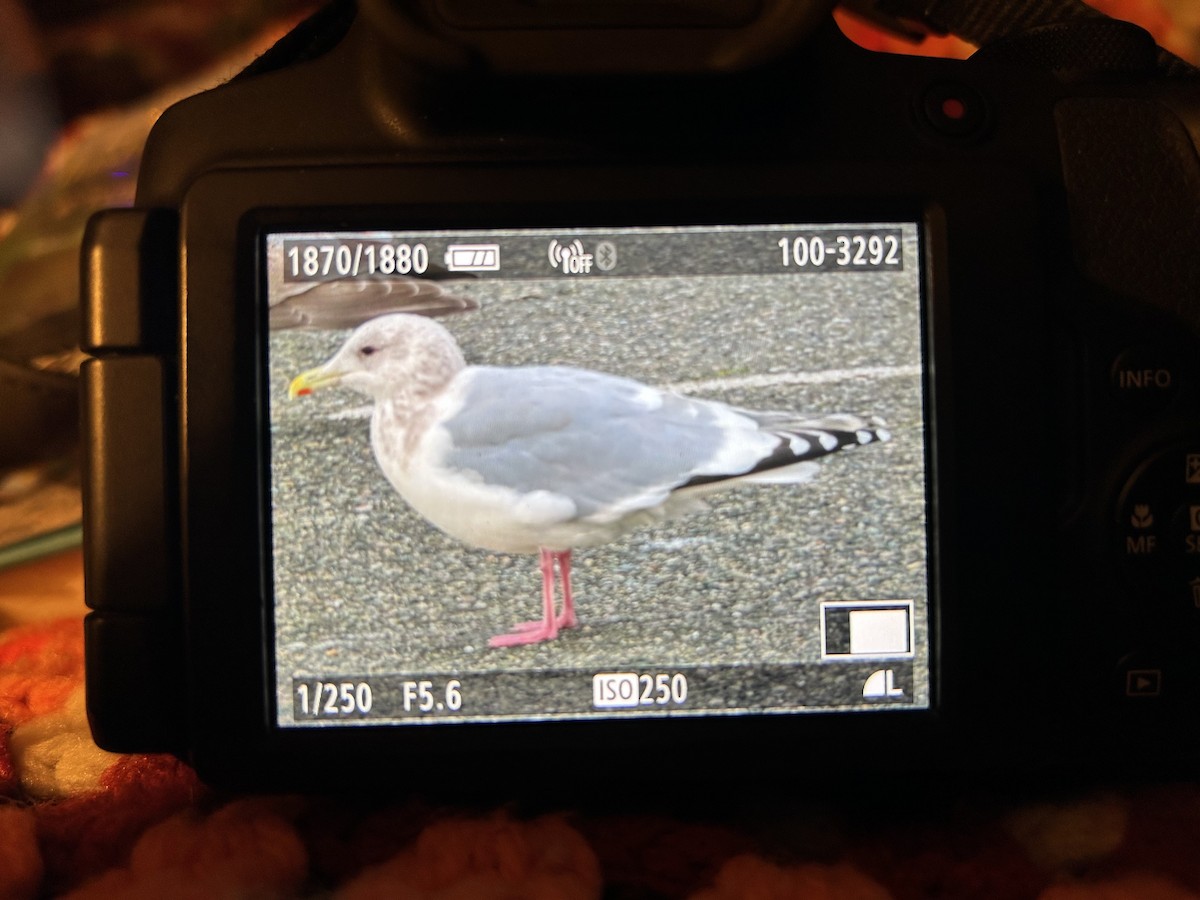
[288,313,890,648]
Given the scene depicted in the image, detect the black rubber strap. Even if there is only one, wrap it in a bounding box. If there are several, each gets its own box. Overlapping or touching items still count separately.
[892,0,1102,43]
[875,0,1198,77]
[234,0,358,81]
[241,1,1198,79]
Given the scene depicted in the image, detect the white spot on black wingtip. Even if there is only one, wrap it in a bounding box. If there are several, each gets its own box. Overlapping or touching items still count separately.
[818,433,839,452]
[789,436,811,455]
[856,429,873,444]
[876,428,892,443]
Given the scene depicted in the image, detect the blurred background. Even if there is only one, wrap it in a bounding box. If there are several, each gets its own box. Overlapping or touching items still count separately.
[0,0,317,204]
[0,0,1196,563]
[0,0,316,562]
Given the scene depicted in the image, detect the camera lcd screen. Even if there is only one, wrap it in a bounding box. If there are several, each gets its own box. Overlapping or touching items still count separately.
[264,222,931,727]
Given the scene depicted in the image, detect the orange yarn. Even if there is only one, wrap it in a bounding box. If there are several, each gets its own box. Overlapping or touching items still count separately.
[337,813,603,900]
[60,799,308,900]
[1039,873,1200,900]
[0,805,42,900]
[689,856,893,900]
[35,754,202,893]
[0,619,83,726]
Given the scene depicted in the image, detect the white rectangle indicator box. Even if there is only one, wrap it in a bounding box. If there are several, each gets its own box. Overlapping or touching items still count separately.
[820,601,914,660]
[849,608,910,655]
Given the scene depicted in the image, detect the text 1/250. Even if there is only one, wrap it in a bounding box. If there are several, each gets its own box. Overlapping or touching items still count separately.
[294,680,374,718]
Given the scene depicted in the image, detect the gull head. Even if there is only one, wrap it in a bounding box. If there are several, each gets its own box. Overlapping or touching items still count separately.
[288,313,467,402]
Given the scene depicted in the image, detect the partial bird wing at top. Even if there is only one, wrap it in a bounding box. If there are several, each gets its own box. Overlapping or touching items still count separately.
[269,277,478,331]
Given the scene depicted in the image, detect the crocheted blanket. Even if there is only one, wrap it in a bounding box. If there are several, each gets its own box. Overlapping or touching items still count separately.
[3,613,1200,899]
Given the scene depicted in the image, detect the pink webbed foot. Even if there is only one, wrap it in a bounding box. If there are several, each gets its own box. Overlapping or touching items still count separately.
[487,610,577,647]
[487,548,577,648]
[488,621,561,648]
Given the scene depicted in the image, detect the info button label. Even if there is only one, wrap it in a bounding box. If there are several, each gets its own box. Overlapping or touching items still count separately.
[1111,346,1179,409]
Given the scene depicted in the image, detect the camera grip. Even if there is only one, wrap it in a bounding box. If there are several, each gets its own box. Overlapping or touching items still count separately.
[1057,96,1200,333]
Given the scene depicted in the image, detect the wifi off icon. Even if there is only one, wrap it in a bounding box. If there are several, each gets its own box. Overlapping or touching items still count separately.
[547,239,594,275]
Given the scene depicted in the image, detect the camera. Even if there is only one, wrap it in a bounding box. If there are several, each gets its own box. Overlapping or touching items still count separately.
[81,0,1200,791]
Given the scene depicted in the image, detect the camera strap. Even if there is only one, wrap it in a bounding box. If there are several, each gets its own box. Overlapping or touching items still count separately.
[235,0,357,82]
[246,1,1198,81]
[869,0,1199,77]
[876,0,1103,43]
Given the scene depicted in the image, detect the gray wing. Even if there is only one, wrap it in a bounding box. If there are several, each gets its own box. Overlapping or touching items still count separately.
[439,366,875,522]
[269,278,477,330]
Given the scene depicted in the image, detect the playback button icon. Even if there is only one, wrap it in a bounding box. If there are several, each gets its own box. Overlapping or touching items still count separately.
[1114,646,1200,708]
[1125,669,1163,698]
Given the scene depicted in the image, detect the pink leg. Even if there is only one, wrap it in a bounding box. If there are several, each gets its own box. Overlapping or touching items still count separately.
[555,550,576,630]
[488,548,578,648]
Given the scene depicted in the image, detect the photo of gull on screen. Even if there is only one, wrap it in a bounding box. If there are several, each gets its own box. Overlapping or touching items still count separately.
[287,312,891,648]
[266,224,931,723]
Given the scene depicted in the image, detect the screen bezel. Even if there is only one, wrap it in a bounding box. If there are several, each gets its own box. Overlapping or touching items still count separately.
[175,161,1013,790]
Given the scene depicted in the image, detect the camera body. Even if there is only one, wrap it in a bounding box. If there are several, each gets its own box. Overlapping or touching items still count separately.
[82,1,1200,791]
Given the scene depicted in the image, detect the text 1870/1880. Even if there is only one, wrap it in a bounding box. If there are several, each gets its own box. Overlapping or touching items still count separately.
[283,241,429,281]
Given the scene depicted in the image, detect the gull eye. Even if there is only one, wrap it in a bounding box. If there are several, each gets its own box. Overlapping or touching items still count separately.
[359,346,377,357]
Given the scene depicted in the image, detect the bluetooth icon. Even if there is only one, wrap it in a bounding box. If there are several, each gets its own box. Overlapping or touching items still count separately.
[594,241,617,272]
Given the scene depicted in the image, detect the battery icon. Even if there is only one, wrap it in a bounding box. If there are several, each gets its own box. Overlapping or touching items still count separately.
[444,244,500,272]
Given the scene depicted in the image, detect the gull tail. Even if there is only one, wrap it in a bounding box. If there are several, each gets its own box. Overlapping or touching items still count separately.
[681,412,890,492]
[737,460,823,485]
